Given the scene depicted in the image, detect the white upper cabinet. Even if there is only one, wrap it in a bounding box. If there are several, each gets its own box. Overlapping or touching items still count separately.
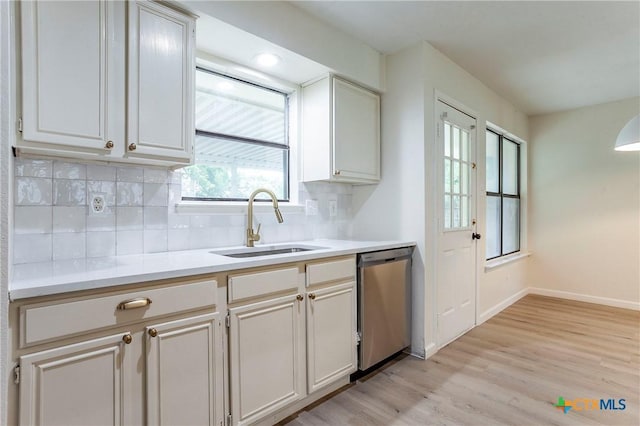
[126,0,194,163]
[302,75,380,184]
[18,0,195,167]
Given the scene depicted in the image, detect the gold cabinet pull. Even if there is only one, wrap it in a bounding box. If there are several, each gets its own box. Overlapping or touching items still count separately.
[122,333,133,344]
[128,143,137,151]
[296,294,304,301]
[105,140,114,149]
[148,328,158,338]
[117,297,152,311]
[309,293,316,300]
[334,170,341,175]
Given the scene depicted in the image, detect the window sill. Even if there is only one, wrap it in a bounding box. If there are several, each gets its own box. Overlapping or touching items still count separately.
[484,251,531,271]
[175,201,305,215]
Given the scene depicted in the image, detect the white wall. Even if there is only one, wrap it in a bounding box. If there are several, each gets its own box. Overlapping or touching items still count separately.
[179,0,384,91]
[528,98,640,309]
[353,41,530,356]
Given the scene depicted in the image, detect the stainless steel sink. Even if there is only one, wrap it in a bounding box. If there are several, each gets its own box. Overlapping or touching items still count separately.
[210,245,326,258]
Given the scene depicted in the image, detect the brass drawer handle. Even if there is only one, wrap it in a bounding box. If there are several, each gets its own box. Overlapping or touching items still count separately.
[122,333,133,344]
[117,297,152,311]
[148,328,158,338]
[334,170,341,176]
[309,293,316,300]
[128,143,137,151]
[105,140,114,149]
[296,294,304,301]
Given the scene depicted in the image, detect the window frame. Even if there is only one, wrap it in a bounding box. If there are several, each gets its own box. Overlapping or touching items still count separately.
[182,66,291,203]
[486,128,521,260]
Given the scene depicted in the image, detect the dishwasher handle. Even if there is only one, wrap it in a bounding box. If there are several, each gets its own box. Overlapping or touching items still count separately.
[358,246,414,267]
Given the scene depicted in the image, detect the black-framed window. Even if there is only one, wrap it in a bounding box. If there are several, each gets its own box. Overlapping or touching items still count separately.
[181,68,290,201]
[486,129,520,259]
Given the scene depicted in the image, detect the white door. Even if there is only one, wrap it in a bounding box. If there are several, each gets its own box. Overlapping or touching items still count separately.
[126,0,194,163]
[436,100,478,347]
[306,281,357,394]
[145,313,223,426]
[229,294,305,425]
[19,333,130,426]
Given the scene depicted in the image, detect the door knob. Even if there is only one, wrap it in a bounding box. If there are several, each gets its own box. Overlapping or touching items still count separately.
[472,233,482,240]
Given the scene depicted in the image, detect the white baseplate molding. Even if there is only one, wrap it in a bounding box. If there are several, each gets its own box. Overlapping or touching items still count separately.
[528,287,640,311]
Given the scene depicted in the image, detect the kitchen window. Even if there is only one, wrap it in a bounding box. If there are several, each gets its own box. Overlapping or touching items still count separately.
[486,129,520,259]
[181,68,290,201]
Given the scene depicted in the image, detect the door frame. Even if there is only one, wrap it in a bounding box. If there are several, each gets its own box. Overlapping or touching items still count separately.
[433,90,480,349]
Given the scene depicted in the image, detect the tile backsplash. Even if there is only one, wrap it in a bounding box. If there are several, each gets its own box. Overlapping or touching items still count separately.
[13,158,354,264]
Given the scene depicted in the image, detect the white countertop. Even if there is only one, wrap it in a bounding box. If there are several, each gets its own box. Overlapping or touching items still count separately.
[9,239,416,300]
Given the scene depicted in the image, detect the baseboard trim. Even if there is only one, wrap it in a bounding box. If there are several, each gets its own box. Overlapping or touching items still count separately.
[528,287,640,311]
[477,287,529,325]
[424,342,437,359]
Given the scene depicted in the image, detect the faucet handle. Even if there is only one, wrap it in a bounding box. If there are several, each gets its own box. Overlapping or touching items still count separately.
[254,223,261,241]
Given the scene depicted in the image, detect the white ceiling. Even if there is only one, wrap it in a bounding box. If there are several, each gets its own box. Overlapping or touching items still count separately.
[290,1,640,115]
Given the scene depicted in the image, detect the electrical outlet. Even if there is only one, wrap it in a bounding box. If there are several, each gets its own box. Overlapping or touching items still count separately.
[90,193,107,215]
[305,199,318,216]
[328,199,338,217]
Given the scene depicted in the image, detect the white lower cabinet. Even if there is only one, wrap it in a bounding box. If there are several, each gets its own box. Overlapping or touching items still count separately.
[19,333,130,426]
[229,294,305,426]
[306,281,357,393]
[146,313,224,426]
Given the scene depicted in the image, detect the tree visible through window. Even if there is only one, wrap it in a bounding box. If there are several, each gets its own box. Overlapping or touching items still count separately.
[181,68,289,201]
[486,129,520,259]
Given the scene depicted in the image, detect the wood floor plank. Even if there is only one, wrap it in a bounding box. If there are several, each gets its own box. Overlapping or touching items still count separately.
[280,295,640,425]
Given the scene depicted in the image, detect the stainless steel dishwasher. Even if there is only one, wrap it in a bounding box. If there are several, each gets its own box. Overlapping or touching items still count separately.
[357,246,413,371]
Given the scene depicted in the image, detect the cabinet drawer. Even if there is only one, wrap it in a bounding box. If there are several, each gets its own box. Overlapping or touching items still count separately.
[306,257,356,287]
[228,267,299,303]
[20,278,217,348]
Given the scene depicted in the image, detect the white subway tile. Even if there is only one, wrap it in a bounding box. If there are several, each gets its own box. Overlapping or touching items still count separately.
[116,207,143,230]
[87,164,116,181]
[144,168,168,183]
[13,234,52,264]
[144,207,168,229]
[87,231,116,258]
[87,206,116,231]
[168,184,182,206]
[144,230,168,253]
[168,214,190,229]
[169,170,183,184]
[188,228,214,249]
[143,183,168,206]
[117,167,144,182]
[53,206,87,233]
[15,159,53,178]
[15,177,53,205]
[168,229,190,251]
[116,182,143,206]
[116,231,143,255]
[53,180,86,206]
[52,233,86,260]
[14,206,52,234]
[53,161,86,179]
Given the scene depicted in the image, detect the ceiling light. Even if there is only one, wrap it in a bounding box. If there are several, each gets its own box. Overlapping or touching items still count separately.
[253,53,280,68]
[615,115,640,151]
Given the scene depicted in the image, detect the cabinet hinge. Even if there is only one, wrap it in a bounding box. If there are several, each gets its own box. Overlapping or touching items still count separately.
[225,314,230,328]
[17,117,23,133]
[14,365,20,385]
[355,331,361,344]
[225,413,232,426]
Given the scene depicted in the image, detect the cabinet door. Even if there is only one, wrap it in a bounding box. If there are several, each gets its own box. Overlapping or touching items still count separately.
[21,0,117,153]
[306,281,357,393]
[127,0,195,163]
[229,294,305,425]
[332,77,380,182]
[146,313,223,426]
[19,332,130,426]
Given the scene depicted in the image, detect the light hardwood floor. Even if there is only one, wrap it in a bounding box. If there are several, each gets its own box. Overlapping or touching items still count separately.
[282,295,640,425]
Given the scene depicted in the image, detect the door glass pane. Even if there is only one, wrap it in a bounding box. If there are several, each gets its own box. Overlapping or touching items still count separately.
[503,139,518,195]
[444,159,451,193]
[453,127,460,159]
[444,123,451,157]
[486,131,499,193]
[461,130,469,161]
[444,195,451,229]
[486,196,501,258]
[452,160,460,193]
[503,198,520,253]
[452,195,460,228]
[461,165,468,195]
[461,196,468,227]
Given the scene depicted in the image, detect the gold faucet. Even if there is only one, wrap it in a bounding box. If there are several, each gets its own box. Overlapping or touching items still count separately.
[246,188,284,247]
